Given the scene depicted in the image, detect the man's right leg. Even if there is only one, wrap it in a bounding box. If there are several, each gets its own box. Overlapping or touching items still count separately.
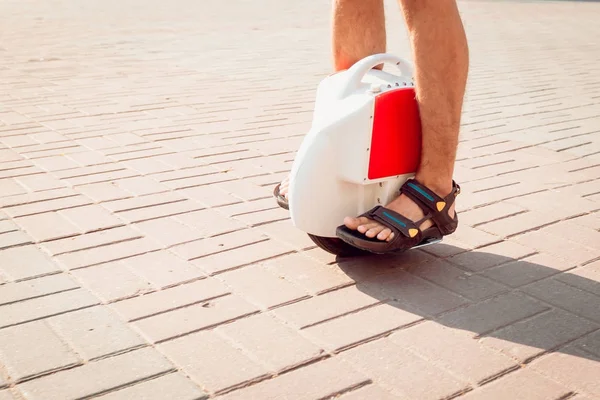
[277,0,386,201]
[342,0,469,246]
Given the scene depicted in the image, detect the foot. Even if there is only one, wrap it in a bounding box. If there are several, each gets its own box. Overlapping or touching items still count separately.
[343,182,456,242]
[278,175,290,200]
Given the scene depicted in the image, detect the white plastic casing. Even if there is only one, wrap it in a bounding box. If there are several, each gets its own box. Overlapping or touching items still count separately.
[288,54,417,238]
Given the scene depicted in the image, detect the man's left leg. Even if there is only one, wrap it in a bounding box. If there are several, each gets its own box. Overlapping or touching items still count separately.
[276,0,386,203]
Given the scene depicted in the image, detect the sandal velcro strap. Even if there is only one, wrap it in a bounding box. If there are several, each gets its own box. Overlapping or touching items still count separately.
[401,179,460,214]
[363,206,422,240]
[400,179,460,236]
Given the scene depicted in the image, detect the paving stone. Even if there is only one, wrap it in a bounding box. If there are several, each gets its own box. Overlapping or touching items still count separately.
[16,173,66,191]
[213,179,272,201]
[59,204,123,233]
[112,176,169,196]
[41,226,142,256]
[481,309,598,362]
[483,252,577,287]
[568,212,600,230]
[117,200,205,224]
[336,384,400,400]
[531,347,600,396]
[216,313,325,372]
[218,357,370,400]
[158,330,269,394]
[448,241,536,272]
[101,192,186,213]
[0,220,18,234]
[0,178,27,197]
[121,251,206,289]
[0,230,33,250]
[572,330,600,358]
[336,249,435,281]
[0,273,79,306]
[0,390,18,400]
[31,155,79,171]
[512,230,599,265]
[3,195,92,218]
[541,221,600,250]
[421,238,471,258]
[0,244,60,281]
[257,219,324,249]
[342,338,468,399]
[391,321,516,384]
[18,348,174,400]
[76,182,132,202]
[458,368,571,400]
[0,321,80,381]
[523,278,600,323]
[568,395,594,400]
[506,190,600,219]
[409,259,507,301]
[272,285,381,328]
[14,212,80,242]
[449,225,502,249]
[0,188,77,208]
[173,209,247,238]
[0,289,99,328]
[134,217,204,247]
[436,292,549,337]
[170,229,269,260]
[133,294,259,343]
[47,306,146,360]
[360,270,468,317]
[458,201,526,227]
[112,278,229,321]
[64,168,138,186]
[216,198,278,217]
[178,185,241,208]
[95,373,208,400]
[231,207,290,227]
[303,302,422,352]
[555,260,600,296]
[56,238,160,270]
[218,264,309,309]
[67,150,112,167]
[263,253,354,294]
[477,210,561,238]
[72,261,153,302]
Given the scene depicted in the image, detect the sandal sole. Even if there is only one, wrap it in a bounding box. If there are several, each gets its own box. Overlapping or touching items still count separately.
[336,225,444,255]
[273,183,289,210]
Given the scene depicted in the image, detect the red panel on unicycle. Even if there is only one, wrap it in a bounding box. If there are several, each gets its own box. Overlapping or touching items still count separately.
[367,88,422,180]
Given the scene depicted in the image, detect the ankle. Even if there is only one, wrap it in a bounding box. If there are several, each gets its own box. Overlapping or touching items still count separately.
[413,175,453,197]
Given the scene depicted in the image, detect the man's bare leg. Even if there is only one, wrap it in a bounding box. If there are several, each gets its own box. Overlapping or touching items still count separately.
[278,0,386,200]
[344,0,469,242]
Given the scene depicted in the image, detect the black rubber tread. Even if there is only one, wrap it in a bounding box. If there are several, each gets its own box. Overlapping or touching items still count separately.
[308,234,369,257]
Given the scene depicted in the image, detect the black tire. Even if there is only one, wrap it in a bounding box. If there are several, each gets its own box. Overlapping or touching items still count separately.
[308,234,370,257]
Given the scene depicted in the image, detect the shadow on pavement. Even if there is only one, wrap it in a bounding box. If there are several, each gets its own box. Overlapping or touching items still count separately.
[335,243,600,362]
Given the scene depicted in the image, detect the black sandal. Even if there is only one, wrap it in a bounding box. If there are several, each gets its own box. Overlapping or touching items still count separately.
[273,183,289,210]
[336,179,461,254]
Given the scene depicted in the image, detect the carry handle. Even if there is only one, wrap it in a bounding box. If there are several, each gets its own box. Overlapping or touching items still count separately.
[339,53,414,98]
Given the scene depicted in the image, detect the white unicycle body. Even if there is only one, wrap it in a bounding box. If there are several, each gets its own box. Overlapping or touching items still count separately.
[287,53,435,256]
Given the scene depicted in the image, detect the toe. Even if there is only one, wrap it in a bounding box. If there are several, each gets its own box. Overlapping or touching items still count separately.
[365,224,385,238]
[357,222,378,234]
[344,216,371,230]
[377,228,392,241]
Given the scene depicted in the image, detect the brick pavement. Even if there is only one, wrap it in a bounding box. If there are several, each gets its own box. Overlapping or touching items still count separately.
[1,0,600,398]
